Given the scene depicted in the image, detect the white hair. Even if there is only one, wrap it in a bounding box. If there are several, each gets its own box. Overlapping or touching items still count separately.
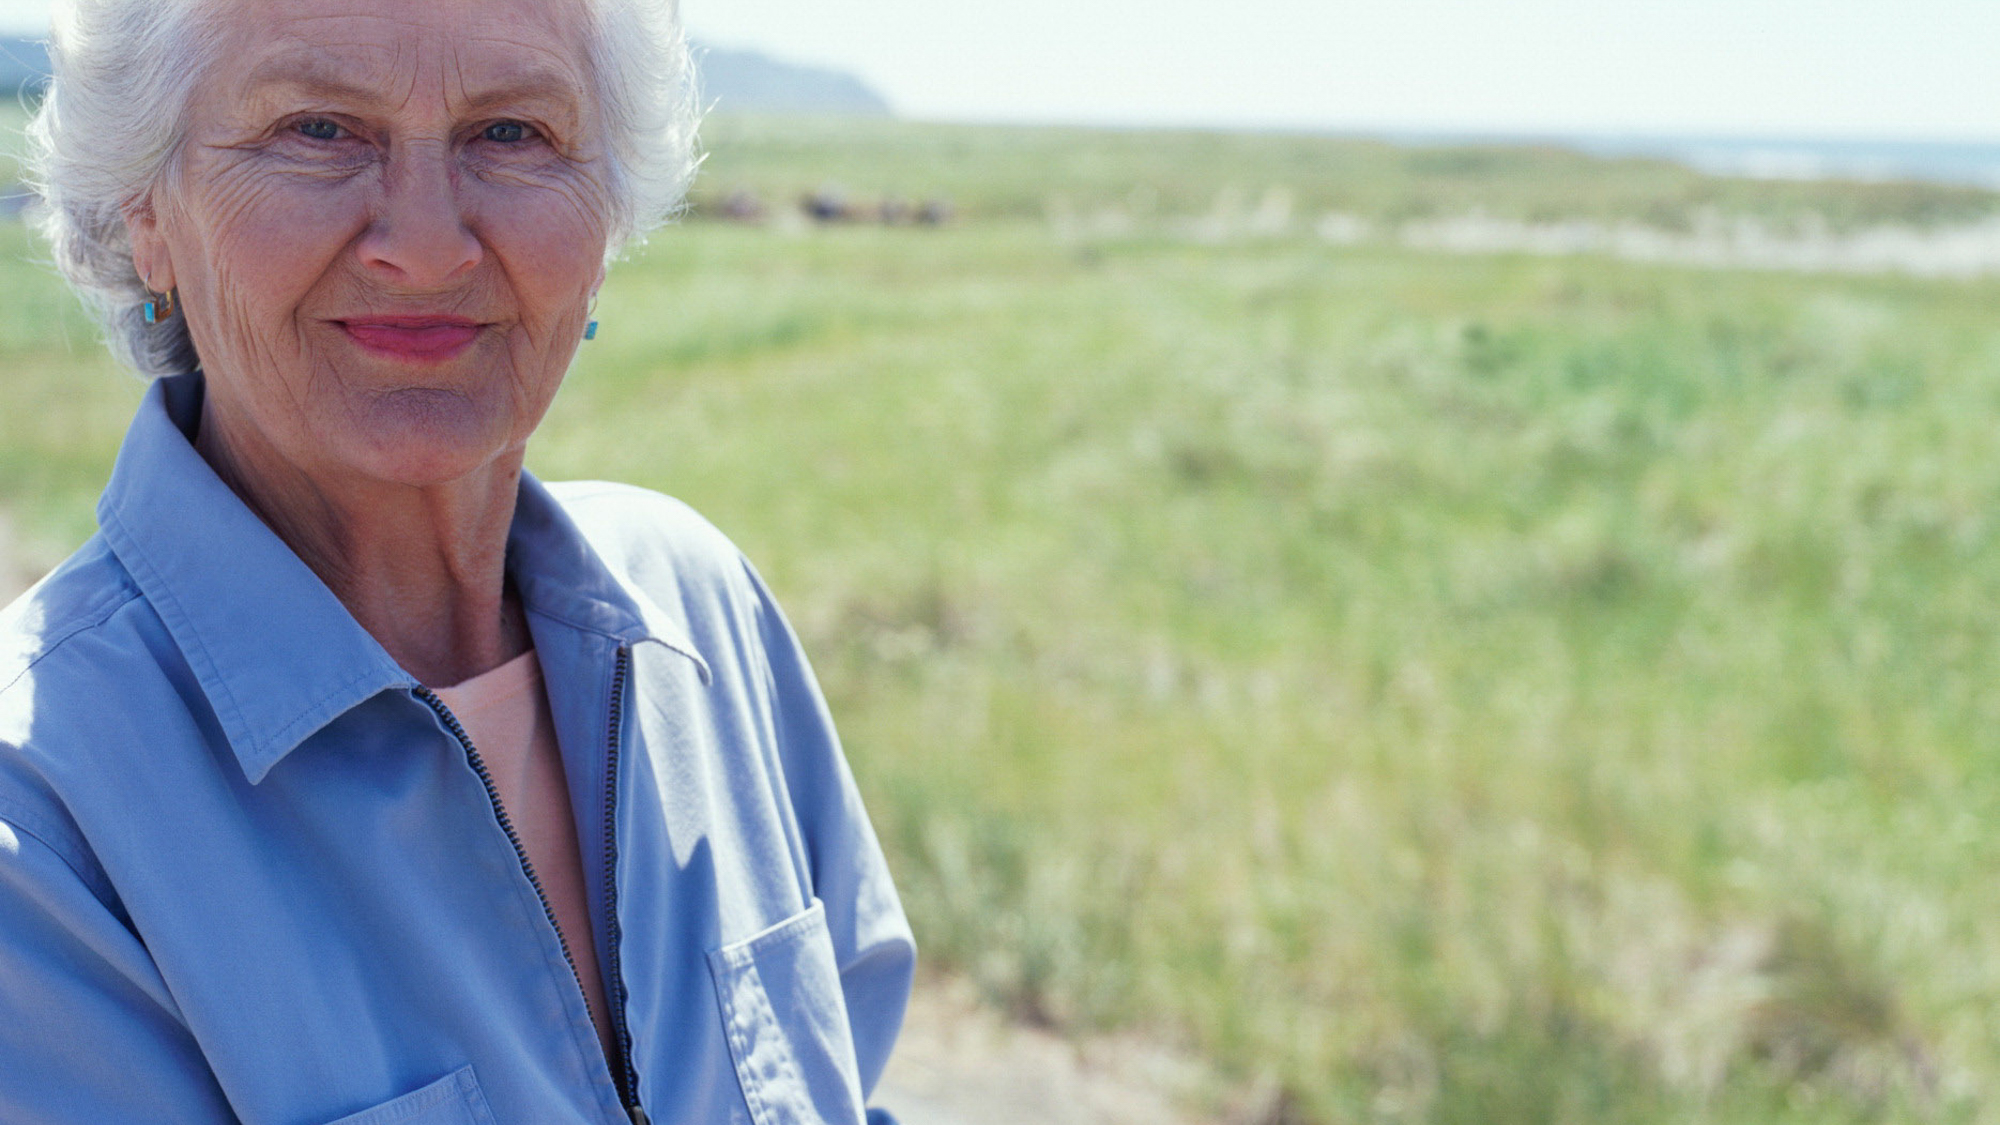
[26,0,701,378]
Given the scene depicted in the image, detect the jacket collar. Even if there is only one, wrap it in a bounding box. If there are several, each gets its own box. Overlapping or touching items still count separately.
[97,372,704,785]
[505,472,712,682]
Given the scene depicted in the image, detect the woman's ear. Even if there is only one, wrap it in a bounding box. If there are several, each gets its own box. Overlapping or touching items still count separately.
[124,193,177,295]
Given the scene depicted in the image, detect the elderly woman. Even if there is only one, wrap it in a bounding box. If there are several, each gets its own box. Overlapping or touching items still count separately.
[0,0,914,1122]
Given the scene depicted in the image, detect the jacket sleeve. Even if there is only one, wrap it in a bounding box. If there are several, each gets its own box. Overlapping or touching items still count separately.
[741,561,917,1115]
[0,814,238,1124]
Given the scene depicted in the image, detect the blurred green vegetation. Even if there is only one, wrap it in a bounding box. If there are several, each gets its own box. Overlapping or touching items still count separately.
[4,111,2000,1124]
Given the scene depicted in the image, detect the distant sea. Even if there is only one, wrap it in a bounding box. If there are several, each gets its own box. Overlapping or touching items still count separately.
[1392,132,2000,192]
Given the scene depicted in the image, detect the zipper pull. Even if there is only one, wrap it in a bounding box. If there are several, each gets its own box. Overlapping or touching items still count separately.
[626,1106,650,1125]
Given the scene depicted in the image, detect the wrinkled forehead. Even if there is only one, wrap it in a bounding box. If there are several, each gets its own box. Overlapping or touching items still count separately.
[209,0,595,117]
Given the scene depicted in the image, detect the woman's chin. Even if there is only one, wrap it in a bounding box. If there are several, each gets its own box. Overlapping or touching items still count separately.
[342,390,524,489]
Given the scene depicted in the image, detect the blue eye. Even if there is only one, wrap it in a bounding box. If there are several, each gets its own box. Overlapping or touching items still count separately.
[297,118,342,141]
[483,122,529,143]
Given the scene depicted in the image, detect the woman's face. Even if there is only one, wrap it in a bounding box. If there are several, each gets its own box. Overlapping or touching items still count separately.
[128,0,611,490]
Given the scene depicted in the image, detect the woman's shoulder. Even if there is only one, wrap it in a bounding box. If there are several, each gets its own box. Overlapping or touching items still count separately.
[530,478,778,651]
[0,533,149,707]
[0,534,162,886]
[543,479,730,547]
[539,478,753,593]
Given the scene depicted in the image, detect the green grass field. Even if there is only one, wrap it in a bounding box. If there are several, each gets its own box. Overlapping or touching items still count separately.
[5,109,2000,1124]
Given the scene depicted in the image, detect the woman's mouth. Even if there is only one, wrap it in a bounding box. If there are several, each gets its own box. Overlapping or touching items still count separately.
[338,317,484,363]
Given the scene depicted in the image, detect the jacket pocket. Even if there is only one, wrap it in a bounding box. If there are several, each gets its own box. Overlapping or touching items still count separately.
[316,1066,497,1125]
[708,899,868,1125]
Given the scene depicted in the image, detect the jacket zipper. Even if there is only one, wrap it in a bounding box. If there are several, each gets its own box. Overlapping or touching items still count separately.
[600,646,645,1123]
[416,684,645,1125]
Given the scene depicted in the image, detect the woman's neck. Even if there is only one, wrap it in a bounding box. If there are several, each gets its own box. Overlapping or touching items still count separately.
[194,393,532,688]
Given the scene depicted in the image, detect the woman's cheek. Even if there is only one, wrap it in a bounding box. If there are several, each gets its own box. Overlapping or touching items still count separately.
[172,169,368,385]
[483,164,610,254]
[481,179,608,320]
[197,174,366,303]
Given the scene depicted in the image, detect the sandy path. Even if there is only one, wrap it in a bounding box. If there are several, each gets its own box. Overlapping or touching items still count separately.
[876,978,1224,1125]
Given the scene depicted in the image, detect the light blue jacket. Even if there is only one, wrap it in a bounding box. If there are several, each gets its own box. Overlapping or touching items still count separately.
[0,373,914,1125]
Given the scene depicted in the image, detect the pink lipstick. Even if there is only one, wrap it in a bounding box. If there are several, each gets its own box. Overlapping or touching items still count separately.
[339,316,482,363]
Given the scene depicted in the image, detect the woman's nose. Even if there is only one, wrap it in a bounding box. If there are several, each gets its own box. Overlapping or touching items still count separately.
[355,139,484,288]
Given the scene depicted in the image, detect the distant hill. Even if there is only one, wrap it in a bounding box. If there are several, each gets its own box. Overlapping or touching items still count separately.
[0,35,890,117]
[694,44,891,117]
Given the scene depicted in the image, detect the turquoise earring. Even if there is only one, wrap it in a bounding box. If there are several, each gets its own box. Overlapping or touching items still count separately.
[584,320,598,341]
[143,287,176,325]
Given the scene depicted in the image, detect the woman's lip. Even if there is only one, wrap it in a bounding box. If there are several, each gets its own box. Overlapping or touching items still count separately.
[338,319,483,362]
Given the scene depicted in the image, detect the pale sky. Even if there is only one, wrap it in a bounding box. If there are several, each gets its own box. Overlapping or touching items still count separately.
[3,0,1996,140]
